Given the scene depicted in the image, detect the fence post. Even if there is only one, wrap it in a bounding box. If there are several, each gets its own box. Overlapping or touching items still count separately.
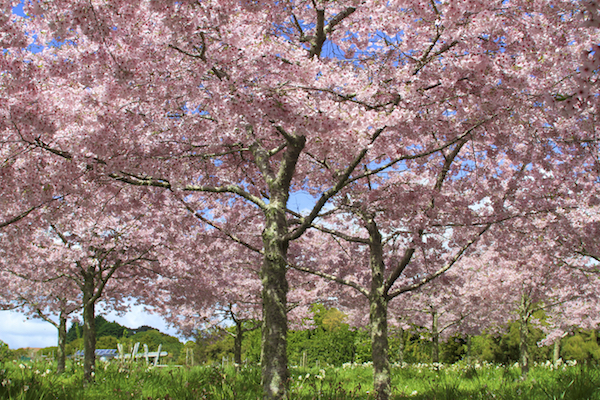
[131,342,140,366]
[143,344,150,365]
[154,344,162,366]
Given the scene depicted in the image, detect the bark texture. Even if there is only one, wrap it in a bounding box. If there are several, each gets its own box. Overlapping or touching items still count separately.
[57,312,67,374]
[397,327,405,364]
[260,208,289,399]
[82,275,96,384]
[431,310,440,363]
[367,218,391,400]
[519,296,530,377]
[553,338,561,365]
[234,320,243,367]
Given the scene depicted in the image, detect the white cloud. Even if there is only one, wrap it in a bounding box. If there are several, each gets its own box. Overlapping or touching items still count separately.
[0,312,57,349]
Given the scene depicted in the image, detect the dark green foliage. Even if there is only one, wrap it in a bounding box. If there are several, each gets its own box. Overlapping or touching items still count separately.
[66,316,126,343]
[97,318,127,339]
[0,340,12,363]
[192,327,235,364]
[65,321,81,343]
[389,328,432,364]
[287,305,358,366]
[441,333,468,364]
[96,335,118,349]
[65,316,160,344]
[562,330,600,363]
[242,328,261,363]
[469,321,550,365]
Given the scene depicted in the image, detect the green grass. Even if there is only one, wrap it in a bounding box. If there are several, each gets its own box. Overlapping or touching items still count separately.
[1,359,599,399]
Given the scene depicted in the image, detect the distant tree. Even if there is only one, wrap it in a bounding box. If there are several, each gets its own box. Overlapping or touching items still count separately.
[96,336,118,350]
[561,330,600,363]
[0,187,165,383]
[0,340,12,363]
[288,304,357,367]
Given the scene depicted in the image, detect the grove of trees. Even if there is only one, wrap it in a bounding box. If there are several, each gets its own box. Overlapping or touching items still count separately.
[1,1,599,399]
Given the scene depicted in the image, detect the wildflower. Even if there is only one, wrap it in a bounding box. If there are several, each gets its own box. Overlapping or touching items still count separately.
[411,390,418,396]
[19,364,26,370]
[316,369,326,380]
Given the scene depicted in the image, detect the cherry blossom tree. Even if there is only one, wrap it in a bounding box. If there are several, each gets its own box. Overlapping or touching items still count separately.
[391,273,476,364]
[0,186,167,382]
[0,272,80,373]
[459,223,600,376]
[147,226,264,367]
[2,1,600,398]
[287,116,578,397]
[148,203,317,367]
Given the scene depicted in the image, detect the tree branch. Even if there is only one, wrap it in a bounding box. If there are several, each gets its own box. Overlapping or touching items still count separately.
[388,223,491,299]
[177,197,263,254]
[287,261,369,298]
[384,248,416,294]
[286,126,385,241]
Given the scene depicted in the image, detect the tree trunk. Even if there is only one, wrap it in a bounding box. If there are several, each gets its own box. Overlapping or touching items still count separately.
[260,207,289,400]
[234,319,243,367]
[370,294,390,400]
[366,217,391,400]
[397,327,405,365]
[466,335,472,362]
[519,318,529,376]
[431,310,439,363]
[250,128,305,400]
[82,275,96,384]
[56,311,67,374]
[553,338,561,365]
[518,295,530,377]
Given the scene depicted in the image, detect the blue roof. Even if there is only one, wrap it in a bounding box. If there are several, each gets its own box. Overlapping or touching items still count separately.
[74,349,118,356]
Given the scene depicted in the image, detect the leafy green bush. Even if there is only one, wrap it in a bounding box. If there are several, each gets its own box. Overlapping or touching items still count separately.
[562,330,600,363]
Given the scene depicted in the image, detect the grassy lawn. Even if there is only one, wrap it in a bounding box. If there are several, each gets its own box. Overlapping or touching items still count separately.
[1,359,598,399]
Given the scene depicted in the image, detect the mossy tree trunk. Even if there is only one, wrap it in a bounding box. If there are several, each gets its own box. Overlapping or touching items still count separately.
[431,309,440,363]
[366,217,391,400]
[82,272,96,384]
[251,131,306,400]
[518,295,531,377]
[56,311,67,374]
[397,327,405,364]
